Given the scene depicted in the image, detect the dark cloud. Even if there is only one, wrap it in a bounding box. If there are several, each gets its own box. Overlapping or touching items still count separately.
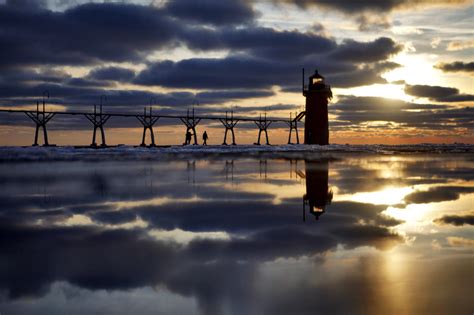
[405,85,459,99]
[87,67,136,82]
[164,0,256,25]
[65,77,112,88]
[356,14,392,32]
[90,210,138,225]
[439,94,474,102]
[280,61,397,92]
[5,0,48,10]
[270,0,467,13]
[404,186,474,204]
[196,90,274,102]
[331,96,474,132]
[405,84,474,102]
[134,55,399,90]
[0,3,180,69]
[134,56,291,89]
[434,213,474,226]
[329,61,400,88]
[0,1,405,104]
[230,103,299,113]
[0,2,336,70]
[0,67,70,85]
[201,27,337,60]
[329,37,403,63]
[435,61,474,74]
[0,79,273,110]
[134,34,402,90]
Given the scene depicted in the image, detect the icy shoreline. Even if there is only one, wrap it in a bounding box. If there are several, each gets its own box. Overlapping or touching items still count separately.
[0,144,472,162]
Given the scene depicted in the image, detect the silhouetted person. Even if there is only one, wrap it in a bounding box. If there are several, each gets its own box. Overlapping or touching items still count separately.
[202,131,208,145]
[184,131,193,145]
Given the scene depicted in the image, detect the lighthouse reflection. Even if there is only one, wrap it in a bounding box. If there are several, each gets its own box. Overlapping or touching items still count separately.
[1,155,472,314]
[294,159,333,221]
[257,158,333,220]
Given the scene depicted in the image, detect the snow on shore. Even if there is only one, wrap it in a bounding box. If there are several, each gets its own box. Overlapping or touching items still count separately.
[0,144,472,162]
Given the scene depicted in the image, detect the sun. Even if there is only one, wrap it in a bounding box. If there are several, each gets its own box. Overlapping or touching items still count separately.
[384,52,444,87]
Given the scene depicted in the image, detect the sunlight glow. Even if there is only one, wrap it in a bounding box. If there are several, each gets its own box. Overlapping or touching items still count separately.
[337,84,410,101]
[384,193,474,231]
[384,204,429,226]
[385,53,443,87]
[337,186,414,205]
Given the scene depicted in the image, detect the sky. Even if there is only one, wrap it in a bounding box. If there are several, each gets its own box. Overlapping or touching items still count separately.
[0,0,472,145]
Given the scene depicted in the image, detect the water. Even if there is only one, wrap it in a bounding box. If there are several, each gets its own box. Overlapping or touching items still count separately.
[0,150,473,314]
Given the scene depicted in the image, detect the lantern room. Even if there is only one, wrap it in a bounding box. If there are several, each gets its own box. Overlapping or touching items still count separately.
[309,70,325,89]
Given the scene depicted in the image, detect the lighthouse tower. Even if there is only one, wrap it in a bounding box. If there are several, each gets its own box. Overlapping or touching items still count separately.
[303,69,332,145]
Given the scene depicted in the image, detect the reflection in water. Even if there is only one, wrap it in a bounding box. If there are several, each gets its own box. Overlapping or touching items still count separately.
[301,160,333,221]
[0,154,472,315]
[224,160,234,182]
[90,171,108,197]
[187,160,196,185]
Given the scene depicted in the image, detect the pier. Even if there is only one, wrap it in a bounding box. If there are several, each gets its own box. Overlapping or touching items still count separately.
[0,102,304,147]
[0,70,332,146]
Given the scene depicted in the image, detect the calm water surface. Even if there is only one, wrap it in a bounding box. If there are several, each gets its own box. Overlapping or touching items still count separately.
[0,153,473,314]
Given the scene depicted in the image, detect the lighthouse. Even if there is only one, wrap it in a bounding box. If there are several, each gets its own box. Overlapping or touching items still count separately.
[302,69,332,145]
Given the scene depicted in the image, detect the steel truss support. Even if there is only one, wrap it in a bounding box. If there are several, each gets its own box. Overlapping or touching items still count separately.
[180,108,201,145]
[286,112,300,144]
[136,107,159,147]
[219,111,238,145]
[84,101,111,147]
[25,91,55,146]
[254,113,272,145]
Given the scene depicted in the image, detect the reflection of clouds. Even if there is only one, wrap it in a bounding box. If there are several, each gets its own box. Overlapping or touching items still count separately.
[0,225,178,298]
[404,186,474,204]
[383,185,474,235]
[329,225,402,250]
[0,154,472,314]
[262,254,396,315]
[263,250,474,315]
[337,186,414,205]
[102,195,206,210]
[149,228,230,244]
[333,155,473,195]
[1,282,197,315]
[446,236,474,247]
